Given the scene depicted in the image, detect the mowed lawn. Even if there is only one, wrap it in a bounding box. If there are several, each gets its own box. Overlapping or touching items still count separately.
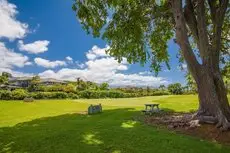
[0,95,230,153]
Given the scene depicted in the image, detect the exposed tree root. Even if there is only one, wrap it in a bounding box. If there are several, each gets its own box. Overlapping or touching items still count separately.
[216,115,230,131]
[194,111,230,131]
[196,115,217,124]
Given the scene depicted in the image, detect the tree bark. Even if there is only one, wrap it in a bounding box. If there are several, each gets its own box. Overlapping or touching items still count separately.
[195,66,230,130]
[170,0,230,130]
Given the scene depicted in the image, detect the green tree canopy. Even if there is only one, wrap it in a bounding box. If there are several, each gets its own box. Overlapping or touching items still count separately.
[99,82,109,90]
[72,0,229,73]
[167,83,183,95]
[0,72,11,85]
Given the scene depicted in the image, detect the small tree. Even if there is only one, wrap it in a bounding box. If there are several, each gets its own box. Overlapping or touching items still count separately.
[76,78,88,91]
[99,82,109,90]
[87,81,99,90]
[168,83,183,95]
[28,76,41,92]
[2,72,12,78]
[146,86,151,93]
[159,85,166,91]
[0,72,11,85]
[0,75,8,85]
[64,84,76,93]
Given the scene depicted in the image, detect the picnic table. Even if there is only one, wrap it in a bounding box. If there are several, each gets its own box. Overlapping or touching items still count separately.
[142,103,160,115]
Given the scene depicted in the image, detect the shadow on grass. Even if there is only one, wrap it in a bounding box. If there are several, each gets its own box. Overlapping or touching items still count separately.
[0,108,229,153]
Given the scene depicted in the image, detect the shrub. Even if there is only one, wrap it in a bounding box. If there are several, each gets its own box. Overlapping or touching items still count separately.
[0,90,12,100]
[30,92,46,99]
[12,89,28,100]
[99,83,109,90]
[53,92,68,99]
[123,93,135,98]
[107,91,125,98]
[152,90,170,96]
[79,90,126,99]
[79,90,92,99]
[30,92,68,99]
[68,93,79,99]
[63,84,76,93]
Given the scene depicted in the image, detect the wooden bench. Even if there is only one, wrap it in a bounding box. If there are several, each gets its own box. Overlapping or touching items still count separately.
[142,104,160,115]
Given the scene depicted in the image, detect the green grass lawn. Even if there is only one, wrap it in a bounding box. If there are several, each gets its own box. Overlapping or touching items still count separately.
[0,95,230,153]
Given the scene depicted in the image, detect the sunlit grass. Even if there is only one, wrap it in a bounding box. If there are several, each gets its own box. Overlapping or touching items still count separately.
[121,120,137,128]
[82,133,103,145]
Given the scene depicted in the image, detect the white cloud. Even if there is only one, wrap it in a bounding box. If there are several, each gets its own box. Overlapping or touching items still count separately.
[25,61,33,65]
[34,57,66,68]
[182,64,187,69]
[85,57,128,72]
[117,65,128,71]
[177,63,187,71]
[0,0,28,40]
[66,56,73,61]
[0,42,31,69]
[75,61,85,69]
[86,45,110,60]
[39,45,169,87]
[18,40,50,54]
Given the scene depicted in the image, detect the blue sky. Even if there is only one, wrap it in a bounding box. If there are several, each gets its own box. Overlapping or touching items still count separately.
[0,0,186,87]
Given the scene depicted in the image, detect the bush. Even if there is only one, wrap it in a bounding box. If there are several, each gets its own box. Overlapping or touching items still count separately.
[152,90,170,96]
[30,92,47,99]
[63,84,76,93]
[0,90,12,100]
[30,92,68,99]
[68,93,79,99]
[107,91,125,98]
[79,90,126,99]
[79,90,95,99]
[53,92,68,99]
[12,89,28,100]
[168,83,183,95]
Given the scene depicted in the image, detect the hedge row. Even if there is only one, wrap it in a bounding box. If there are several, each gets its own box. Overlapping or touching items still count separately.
[0,89,170,100]
[0,90,126,100]
[0,90,77,100]
[79,90,126,99]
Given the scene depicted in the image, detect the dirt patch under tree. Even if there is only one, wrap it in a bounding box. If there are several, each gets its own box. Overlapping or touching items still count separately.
[141,111,230,145]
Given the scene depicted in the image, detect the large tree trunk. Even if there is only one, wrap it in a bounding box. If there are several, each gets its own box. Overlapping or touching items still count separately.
[195,66,230,130]
[170,0,230,130]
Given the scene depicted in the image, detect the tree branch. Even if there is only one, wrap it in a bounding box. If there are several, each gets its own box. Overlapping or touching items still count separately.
[208,0,217,24]
[184,0,199,42]
[196,0,210,63]
[170,0,201,78]
[214,0,229,52]
[211,0,229,70]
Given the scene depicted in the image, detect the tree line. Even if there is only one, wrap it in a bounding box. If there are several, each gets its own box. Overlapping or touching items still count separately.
[0,73,198,100]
